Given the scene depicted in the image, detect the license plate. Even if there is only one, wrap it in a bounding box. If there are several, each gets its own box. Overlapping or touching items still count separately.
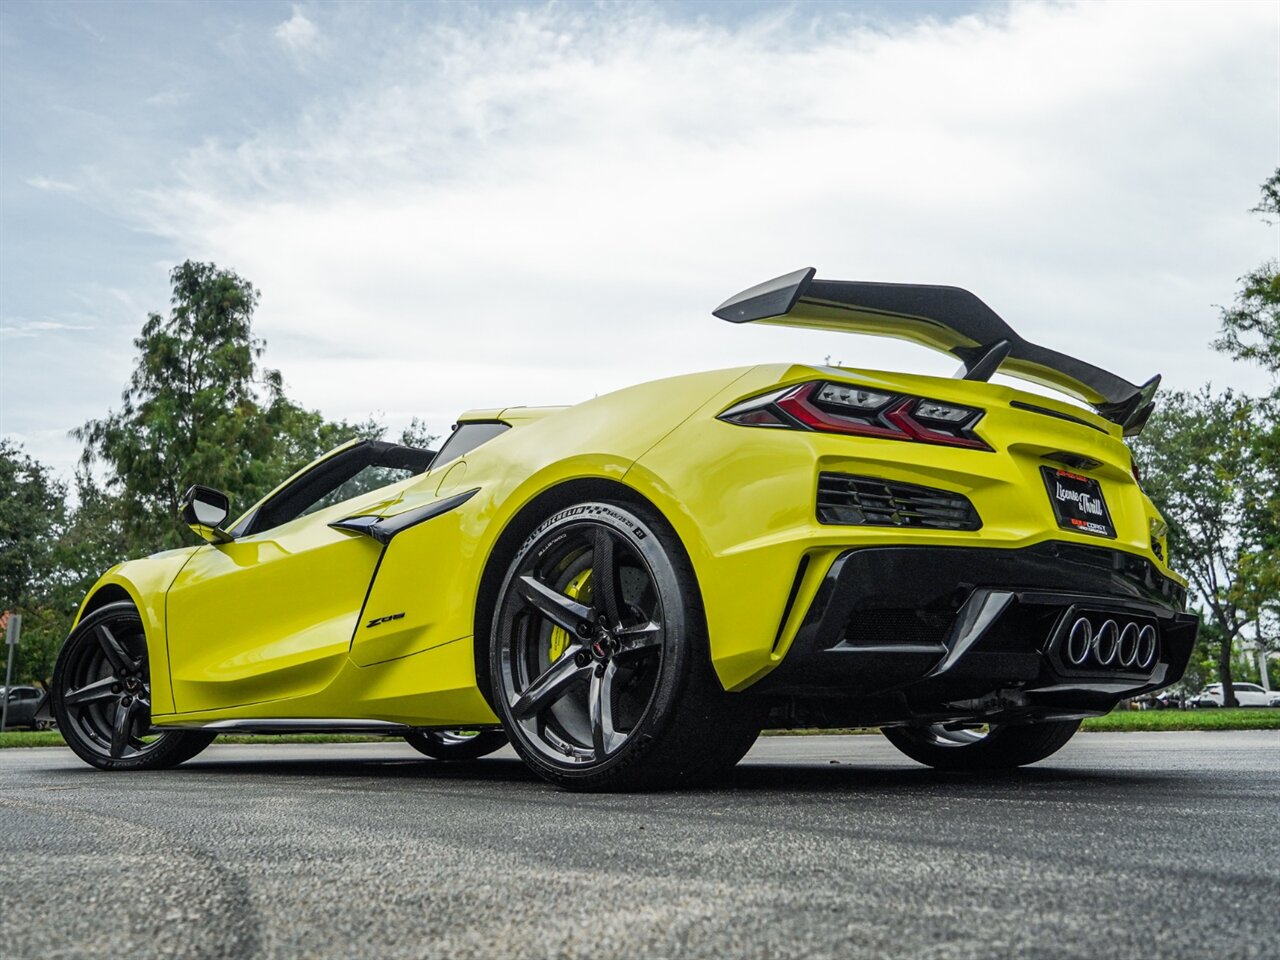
[1041,467,1116,539]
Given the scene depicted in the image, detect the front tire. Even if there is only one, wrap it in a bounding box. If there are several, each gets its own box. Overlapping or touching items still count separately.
[488,499,759,791]
[881,719,1081,771]
[52,601,215,771]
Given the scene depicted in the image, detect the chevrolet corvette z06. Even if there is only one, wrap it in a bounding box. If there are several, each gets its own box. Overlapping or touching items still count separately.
[52,268,1197,789]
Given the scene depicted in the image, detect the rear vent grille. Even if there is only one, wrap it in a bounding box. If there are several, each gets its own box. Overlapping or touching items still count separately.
[817,473,981,530]
[843,608,957,647]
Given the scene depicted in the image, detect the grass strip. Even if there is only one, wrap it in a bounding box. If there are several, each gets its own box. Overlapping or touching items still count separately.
[1079,707,1280,732]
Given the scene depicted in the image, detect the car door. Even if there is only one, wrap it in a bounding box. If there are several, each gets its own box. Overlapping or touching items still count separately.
[20,688,39,725]
[1236,684,1266,707]
[6,688,37,727]
[164,441,433,714]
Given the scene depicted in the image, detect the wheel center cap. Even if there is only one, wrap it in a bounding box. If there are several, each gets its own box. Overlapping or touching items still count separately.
[591,631,616,661]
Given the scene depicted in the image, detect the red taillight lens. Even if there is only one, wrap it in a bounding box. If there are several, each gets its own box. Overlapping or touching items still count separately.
[776,384,905,440]
[719,381,991,450]
[730,408,788,427]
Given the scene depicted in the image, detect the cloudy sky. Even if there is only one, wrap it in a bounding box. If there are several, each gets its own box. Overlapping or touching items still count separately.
[1,0,1277,478]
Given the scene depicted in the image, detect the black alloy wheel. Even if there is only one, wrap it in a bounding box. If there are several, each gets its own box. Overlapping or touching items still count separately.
[881,718,1082,771]
[490,500,761,791]
[404,729,508,760]
[52,601,215,770]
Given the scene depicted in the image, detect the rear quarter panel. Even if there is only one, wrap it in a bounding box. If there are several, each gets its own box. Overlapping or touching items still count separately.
[630,363,1183,691]
[318,367,756,722]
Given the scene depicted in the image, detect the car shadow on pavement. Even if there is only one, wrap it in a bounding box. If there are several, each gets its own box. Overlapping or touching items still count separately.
[174,753,545,783]
[126,751,1194,798]
[717,761,1188,794]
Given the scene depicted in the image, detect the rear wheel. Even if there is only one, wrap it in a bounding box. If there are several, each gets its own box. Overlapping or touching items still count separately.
[404,729,507,761]
[881,719,1081,771]
[489,499,760,791]
[52,601,215,771]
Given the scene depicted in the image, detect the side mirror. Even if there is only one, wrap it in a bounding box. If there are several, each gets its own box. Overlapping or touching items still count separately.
[181,485,235,544]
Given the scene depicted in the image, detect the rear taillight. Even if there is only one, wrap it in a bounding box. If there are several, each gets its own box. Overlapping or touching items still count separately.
[719,381,991,450]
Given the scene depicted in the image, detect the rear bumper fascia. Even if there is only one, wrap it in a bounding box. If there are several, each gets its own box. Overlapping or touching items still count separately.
[751,541,1197,723]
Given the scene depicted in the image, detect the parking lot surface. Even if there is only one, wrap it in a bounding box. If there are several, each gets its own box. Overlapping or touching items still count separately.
[2,731,1277,959]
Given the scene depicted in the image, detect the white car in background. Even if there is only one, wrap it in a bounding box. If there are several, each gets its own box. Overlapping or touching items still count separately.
[1188,683,1277,707]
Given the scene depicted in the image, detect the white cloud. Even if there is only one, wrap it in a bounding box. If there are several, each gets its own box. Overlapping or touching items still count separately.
[26,176,78,193]
[0,319,94,338]
[273,6,319,55]
[134,1,1277,435]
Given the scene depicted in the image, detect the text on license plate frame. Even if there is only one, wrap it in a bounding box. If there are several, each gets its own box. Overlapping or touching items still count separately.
[1040,466,1116,539]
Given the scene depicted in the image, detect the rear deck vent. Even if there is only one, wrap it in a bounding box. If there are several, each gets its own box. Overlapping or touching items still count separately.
[817,473,981,530]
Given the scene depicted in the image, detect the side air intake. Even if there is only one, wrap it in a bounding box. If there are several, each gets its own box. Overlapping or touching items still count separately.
[817,473,981,530]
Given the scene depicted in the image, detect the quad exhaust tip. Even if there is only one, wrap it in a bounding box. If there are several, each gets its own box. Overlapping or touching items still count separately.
[1064,616,1158,670]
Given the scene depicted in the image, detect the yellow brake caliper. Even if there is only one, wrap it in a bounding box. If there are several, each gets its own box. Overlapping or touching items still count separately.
[548,568,593,663]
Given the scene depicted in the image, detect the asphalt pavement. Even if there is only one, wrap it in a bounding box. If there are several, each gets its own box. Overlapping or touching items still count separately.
[1,731,1277,960]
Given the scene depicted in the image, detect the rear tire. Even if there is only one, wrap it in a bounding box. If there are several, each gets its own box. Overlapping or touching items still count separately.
[52,601,216,771]
[881,719,1081,771]
[404,729,507,761]
[489,499,760,791]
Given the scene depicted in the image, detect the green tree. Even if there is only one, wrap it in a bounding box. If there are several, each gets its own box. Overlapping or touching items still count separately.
[74,260,382,552]
[1216,170,1280,670]
[1131,389,1268,706]
[398,416,440,451]
[1214,168,1280,382]
[1134,171,1280,705]
[0,441,71,687]
[0,440,65,610]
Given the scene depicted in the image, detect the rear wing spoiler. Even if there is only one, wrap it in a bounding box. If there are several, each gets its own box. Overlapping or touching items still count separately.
[713,267,1159,435]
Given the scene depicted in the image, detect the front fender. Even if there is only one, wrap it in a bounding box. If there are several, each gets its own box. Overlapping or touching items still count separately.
[73,546,201,716]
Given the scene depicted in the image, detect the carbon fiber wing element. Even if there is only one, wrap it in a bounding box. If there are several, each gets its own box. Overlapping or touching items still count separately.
[714,267,1158,434]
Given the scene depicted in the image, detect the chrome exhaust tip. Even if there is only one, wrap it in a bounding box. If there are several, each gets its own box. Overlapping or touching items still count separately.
[1137,624,1158,669]
[1118,622,1140,668]
[1092,619,1120,666]
[1065,616,1092,666]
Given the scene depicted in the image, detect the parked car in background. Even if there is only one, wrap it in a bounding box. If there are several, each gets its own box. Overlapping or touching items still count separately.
[2,686,49,730]
[1133,690,1183,710]
[1187,683,1274,708]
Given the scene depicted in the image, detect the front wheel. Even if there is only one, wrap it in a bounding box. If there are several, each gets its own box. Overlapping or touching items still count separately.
[404,729,507,761]
[52,601,215,771]
[489,499,760,791]
[881,719,1081,771]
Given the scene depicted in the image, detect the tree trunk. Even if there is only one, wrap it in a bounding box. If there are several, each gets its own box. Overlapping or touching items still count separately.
[1217,627,1238,707]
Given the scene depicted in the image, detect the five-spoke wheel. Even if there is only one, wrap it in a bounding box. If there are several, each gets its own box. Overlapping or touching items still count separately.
[52,601,214,770]
[490,499,760,790]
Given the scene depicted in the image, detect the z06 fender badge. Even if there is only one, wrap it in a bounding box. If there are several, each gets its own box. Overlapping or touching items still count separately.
[366,612,405,629]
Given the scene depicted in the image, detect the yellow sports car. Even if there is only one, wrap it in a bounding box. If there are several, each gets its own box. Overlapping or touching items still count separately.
[52,268,1198,789]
